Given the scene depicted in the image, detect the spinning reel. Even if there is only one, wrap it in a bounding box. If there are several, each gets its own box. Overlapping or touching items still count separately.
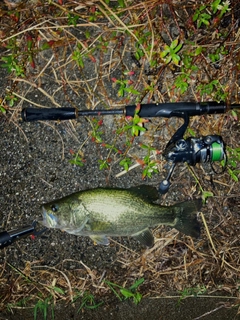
[159,113,226,194]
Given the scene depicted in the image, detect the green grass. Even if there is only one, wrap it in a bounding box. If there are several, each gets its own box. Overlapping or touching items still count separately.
[105,278,145,305]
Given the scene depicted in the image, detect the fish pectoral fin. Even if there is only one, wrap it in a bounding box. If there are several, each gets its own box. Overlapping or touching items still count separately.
[132,228,154,247]
[90,235,109,246]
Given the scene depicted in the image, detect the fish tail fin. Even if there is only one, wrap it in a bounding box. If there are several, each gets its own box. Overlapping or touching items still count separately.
[173,199,202,238]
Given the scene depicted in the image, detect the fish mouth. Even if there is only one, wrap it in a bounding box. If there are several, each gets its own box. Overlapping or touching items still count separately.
[41,206,58,228]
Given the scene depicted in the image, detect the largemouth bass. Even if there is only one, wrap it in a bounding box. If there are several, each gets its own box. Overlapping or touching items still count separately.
[41,185,201,247]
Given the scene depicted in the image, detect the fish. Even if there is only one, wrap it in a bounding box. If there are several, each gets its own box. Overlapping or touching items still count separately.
[41,185,201,247]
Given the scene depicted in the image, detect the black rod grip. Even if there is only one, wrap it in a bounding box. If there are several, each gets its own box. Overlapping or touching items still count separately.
[22,107,77,122]
[0,231,12,249]
[0,225,35,249]
[125,102,227,118]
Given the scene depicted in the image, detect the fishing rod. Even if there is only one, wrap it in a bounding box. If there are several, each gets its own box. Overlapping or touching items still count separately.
[0,221,47,249]
[21,101,239,121]
[21,101,239,193]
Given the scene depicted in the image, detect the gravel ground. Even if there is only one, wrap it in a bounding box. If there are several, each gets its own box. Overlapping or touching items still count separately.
[0,72,239,320]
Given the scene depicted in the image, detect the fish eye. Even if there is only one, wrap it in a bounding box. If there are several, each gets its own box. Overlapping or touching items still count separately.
[51,204,59,212]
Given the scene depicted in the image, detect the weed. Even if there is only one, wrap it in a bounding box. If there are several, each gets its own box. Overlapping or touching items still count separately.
[5,92,18,107]
[140,144,159,179]
[231,110,238,121]
[193,0,230,28]
[193,5,212,28]
[67,13,79,27]
[0,105,6,114]
[1,32,37,76]
[201,190,214,203]
[211,0,231,18]
[1,55,25,77]
[33,286,65,320]
[119,157,132,171]
[117,0,126,8]
[7,297,30,312]
[88,6,102,22]
[134,30,152,62]
[208,45,228,64]
[98,158,110,170]
[69,149,85,167]
[178,285,207,306]
[98,142,122,170]
[105,278,144,305]
[90,118,104,143]
[187,164,213,203]
[174,73,190,95]
[112,75,140,98]
[0,97,7,113]
[73,291,103,312]
[72,44,85,68]
[33,296,54,320]
[160,39,183,65]
[225,146,240,182]
[197,80,227,101]
[121,104,147,137]
[173,48,201,94]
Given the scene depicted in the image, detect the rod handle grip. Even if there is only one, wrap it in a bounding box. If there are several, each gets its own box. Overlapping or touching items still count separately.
[125,102,226,118]
[0,231,12,249]
[22,108,77,122]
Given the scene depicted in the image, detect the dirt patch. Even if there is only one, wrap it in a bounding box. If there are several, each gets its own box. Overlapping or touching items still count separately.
[1,296,240,320]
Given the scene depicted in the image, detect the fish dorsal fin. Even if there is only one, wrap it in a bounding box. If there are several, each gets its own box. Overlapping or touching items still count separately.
[128,185,159,202]
[132,228,154,247]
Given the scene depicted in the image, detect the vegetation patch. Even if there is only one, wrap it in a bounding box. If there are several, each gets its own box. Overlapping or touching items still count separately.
[0,0,239,318]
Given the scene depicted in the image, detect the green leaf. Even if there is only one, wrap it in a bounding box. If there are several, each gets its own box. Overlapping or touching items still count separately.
[202,13,211,20]
[40,42,51,50]
[170,39,178,49]
[195,46,203,55]
[165,55,172,64]
[175,43,183,53]
[193,12,199,22]
[202,19,210,26]
[120,288,133,298]
[117,0,125,7]
[172,55,181,65]
[85,30,91,39]
[133,292,142,304]
[211,0,221,14]
[187,127,196,137]
[200,5,206,11]
[119,158,131,171]
[228,168,239,182]
[129,278,144,290]
[0,105,6,113]
[52,286,65,294]
[202,191,213,202]
[160,45,170,58]
[118,87,125,97]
